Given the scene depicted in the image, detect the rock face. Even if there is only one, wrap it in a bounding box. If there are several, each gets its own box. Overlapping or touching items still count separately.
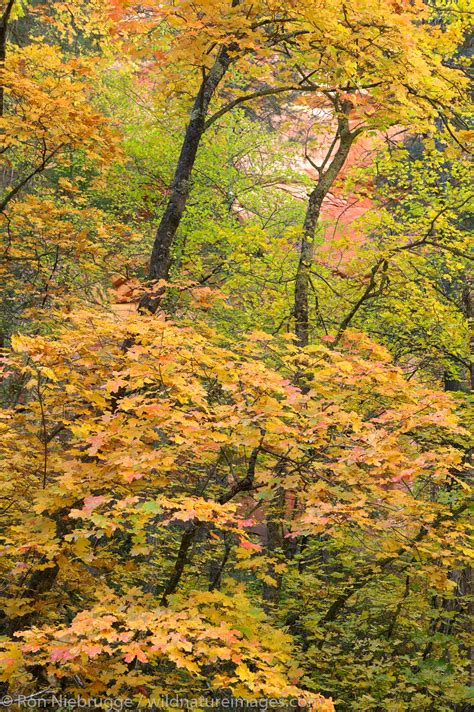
[234,91,398,263]
[273,94,396,243]
[110,92,399,309]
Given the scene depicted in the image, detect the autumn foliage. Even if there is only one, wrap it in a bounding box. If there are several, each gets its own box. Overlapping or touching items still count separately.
[0,0,472,710]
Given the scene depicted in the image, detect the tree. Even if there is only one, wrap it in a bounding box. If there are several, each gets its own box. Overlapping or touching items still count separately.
[0,0,472,708]
[0,1,138,342]
[103,0,467,313]
[0,307,470,705]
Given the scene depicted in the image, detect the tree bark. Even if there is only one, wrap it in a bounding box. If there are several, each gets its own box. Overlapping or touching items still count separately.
[294,102,357,347]
[444,274,473,705]
[262,516,284,607]
[0,0,15,118]
[463,274,473,391]
[140,45,236,313]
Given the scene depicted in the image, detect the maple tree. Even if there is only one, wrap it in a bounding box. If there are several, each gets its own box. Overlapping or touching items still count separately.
[103,0,469,312]
[0,0,472,709]
[0,310,471,706]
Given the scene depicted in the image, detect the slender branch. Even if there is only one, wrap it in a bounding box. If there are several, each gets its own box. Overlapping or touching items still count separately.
[209,537,232,591]
[205,85,315,129]
[319,498,472,631]
[0,145,63,213]
[333,260,388,345]
[218,444,260,504]
[159,443,263,605]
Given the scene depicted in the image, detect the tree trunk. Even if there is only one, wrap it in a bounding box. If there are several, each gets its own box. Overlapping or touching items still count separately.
[140,45,236,313]
[294,188,325,348]
[444,274,473,705]
[463,274,473,391]
[262,489,285,608]
[294,104,356,347]
[0,507,73,639]
[0,0,15,118]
